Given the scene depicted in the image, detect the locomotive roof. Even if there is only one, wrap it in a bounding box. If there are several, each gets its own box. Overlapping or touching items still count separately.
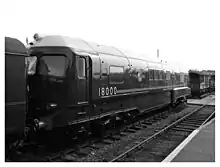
[30,35,97,54]
[31,35,192,73]
[86,42,125,56]
[119,49,157,62]
[31,35,186,72]
[30,35,125,56]
[31,35,188,72]
[5,37,27,54]
[30,35,162,62]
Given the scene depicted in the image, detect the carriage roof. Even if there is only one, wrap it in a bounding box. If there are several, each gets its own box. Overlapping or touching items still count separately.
[189,70,215,76]
[5,37,27,55]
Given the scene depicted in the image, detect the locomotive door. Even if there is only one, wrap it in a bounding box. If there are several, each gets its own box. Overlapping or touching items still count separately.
[76,55,90,104]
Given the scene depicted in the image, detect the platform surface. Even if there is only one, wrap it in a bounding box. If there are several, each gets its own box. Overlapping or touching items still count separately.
[187,94,215,106]
[164,119,215,162]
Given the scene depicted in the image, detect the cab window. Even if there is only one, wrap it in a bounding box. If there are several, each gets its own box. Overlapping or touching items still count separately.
[38,55,66,77]
[76,57,86,78]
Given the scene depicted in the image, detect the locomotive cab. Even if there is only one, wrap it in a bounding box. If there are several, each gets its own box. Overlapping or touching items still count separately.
[27,36,92,130]
[27,48,70,117]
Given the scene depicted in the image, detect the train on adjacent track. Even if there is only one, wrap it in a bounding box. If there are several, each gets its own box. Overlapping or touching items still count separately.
[5,34,213,147]
[5,37,28,145]
[189,70,215,98]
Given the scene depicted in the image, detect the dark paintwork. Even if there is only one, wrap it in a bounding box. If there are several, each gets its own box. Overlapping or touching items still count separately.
[28,35,190,130]
[189,70,215,97]
[5,37,27,54]
[5,37,27,141]
[209,75,215,91]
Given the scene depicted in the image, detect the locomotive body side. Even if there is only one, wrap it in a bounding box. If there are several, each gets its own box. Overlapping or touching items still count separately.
[27,35,190,133]
[5,37,27,143]
[172,72,191,104]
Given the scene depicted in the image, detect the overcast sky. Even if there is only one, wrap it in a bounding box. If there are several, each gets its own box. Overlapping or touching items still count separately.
[2,0,219,72]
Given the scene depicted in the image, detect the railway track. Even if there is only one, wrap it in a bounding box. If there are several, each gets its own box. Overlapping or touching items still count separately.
[7,103,189,162]
[55,104,201,162]
[110,103,215,162]
[7,98,214,162]
[42,105,179,162]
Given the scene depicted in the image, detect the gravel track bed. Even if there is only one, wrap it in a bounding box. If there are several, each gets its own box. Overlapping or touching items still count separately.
[79,104,200,162]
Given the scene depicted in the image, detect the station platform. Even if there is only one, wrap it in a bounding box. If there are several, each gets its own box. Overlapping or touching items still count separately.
[163,119,215,162]
[187,94,215,106]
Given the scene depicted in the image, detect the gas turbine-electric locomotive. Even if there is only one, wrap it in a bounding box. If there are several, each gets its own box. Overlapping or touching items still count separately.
[26,35,191,135]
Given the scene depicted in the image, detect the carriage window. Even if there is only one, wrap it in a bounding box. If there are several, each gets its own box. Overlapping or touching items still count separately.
[76,57,86,78]
[200,75,204,83]
[166,71,171,80]
[154,70,159,80]
[159,71,163,80]
[175,73,180,82]
[149,69,154,80]
[109,66,124,84]
[180,73,184,83]
[38,55,66,77]
[26,56,37,75]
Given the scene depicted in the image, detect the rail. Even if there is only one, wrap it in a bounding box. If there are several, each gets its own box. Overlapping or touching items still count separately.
[110,101,215,162]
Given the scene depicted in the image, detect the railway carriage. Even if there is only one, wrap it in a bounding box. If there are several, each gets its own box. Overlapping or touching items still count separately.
[26,35,190,136]
[5,37,28,144]
[189,70,215,98]
[209,74,215,92]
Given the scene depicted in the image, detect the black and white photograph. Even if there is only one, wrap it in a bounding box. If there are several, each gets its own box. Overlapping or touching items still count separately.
[2,0,218,163]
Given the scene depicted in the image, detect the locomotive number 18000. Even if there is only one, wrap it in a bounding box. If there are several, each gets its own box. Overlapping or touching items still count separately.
[98,87,117,97]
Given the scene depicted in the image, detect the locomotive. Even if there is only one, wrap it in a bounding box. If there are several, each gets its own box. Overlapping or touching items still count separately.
[25,35,191,137]
[5,34,192,146]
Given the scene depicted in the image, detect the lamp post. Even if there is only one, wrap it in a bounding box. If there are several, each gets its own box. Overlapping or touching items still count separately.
[157,49,159,59]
